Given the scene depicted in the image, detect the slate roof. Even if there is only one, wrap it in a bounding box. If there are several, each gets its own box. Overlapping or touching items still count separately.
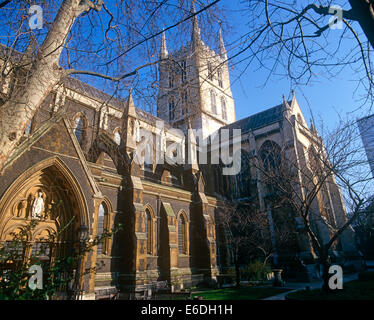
[0,43,171,125]
[60,77,174,128]
[222,102,288,134]
[61,76,127,110]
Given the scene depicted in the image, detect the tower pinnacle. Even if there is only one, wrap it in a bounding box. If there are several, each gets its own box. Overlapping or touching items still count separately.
[191,2,202,49]
[124,89,136,118]
[218,27,227,60]
[160,29,168,59]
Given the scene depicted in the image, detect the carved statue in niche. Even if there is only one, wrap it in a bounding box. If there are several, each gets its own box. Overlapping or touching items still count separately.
[45,201,54,220]
[31,191,45,219]
[14,199,27,218]
[16,202,23,217]
[48,199,63,221]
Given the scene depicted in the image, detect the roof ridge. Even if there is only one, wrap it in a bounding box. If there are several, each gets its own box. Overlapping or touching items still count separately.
[220,101,287,133]
[236,101,288,123]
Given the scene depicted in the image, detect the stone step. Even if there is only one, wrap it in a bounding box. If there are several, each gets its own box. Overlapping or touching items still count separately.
[94,285,118,300]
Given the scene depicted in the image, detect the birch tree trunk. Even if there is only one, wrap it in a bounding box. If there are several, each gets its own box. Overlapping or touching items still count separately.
[0,0,102,173]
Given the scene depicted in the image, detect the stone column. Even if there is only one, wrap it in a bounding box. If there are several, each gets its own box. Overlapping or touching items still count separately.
[130,175,147,289]
[191,189,219,283]
[87,196,104,296]
[160,201,179,284]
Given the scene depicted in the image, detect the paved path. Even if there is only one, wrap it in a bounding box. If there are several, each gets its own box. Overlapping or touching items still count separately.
[263,273,359,300]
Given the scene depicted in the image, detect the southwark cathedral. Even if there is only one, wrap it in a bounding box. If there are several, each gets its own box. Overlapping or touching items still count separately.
[0,13,361,299]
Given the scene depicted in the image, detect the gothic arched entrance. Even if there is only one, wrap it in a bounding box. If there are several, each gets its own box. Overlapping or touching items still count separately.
[0,157,90,284]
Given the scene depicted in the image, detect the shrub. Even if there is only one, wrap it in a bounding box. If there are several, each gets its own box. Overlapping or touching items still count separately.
[358,271,374,281]
[226,267,236,277]
[241,261,271,282]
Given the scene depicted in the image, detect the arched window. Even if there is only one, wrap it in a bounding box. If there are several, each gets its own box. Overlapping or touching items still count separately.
[144,143,153,171]
[168,74,174,88]
[208,62,213,80]
[145,208,153,254]
[210,90,217,114]
[97,202,109,255]
[236,151,252,198]
[113,130,121,146]
[182,90,188,115]
[259,140,282,172]
[74,116,85,146]
[259,140,283,195]
[169,98,175,121]
[178,214,187,254]
[221,97,227,120]
[181,60,187,83]
[217,68,223,88]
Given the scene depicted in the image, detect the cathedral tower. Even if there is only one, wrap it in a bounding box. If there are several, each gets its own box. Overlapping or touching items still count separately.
[157,5,236,139]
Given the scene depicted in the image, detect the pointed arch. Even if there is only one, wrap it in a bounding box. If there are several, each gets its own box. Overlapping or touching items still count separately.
[2,224,32,242]
[177,210,189,255]
[169,97,175,121]
[259,140,282,172]
[235,149,252,199]
[210,90,217,114]
[217,68,223,88]
[0,156,92,273]
[221,96,227,120]
[72,112,88,147]
[88,132,130,175]
[144,204,156,255]
[97,197,113,255]
[207,62,213,80]
[0,156,90,237]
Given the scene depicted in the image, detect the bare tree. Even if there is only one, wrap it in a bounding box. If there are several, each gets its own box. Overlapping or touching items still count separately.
[254,116,373,291]
[245,203,297,267]
[217,201,253,287]
[0,0,223,173]
[353,197,374,259]
[223,1,374,109]
[217,198,294,286]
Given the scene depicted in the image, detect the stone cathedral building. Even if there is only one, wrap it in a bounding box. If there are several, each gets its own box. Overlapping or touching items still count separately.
[0,12,361,299]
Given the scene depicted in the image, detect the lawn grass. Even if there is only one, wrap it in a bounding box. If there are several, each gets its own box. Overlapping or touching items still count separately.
[287,279,374,300]
[191,286,289,300]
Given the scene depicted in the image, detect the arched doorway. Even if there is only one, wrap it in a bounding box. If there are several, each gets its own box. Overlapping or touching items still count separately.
[0,157,90,294]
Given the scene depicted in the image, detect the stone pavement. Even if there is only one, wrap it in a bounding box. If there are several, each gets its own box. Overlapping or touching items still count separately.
[262,273,359,300]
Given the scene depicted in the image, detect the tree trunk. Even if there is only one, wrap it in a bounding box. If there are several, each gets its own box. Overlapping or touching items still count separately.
[234,257,241,288]
[0,0,91,172]
[349,0,374,49]
[320,249,332,293]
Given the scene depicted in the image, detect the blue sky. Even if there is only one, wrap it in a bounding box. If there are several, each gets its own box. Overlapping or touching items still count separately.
[231,62,365,127]
[217,1,372,130]
[63,0,372,132]
[0,0,370,131]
